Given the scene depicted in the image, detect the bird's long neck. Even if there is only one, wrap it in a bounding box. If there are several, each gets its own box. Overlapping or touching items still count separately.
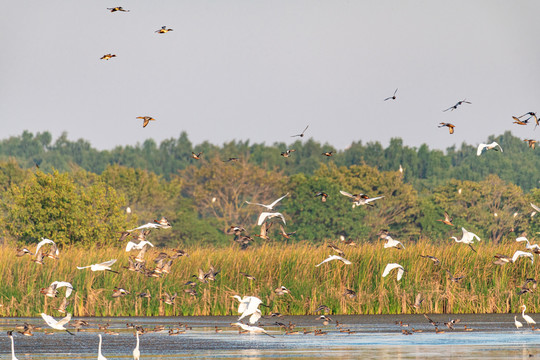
[136,332,140,347]
[10,336,16,359]
[522,306,526,316]
[99,336,103,355]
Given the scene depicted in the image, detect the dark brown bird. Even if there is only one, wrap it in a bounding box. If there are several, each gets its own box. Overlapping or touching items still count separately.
[279,224,296,239]
[443,99,471,112]
[136,116,155,128]
[291,125,309,138]
[420,254,440,265]
[16,248,33,257]
[446,269,465,283]
[327,244,345,256]
[438,122,455,134]
[384,88,398,101]
[223,157,239,162]
[239,272,256,281]
[513,116,529,125]
[343,289,356,299]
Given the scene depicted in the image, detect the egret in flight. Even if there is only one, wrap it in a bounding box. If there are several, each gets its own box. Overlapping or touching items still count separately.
[512,250,534,264]
[257,212,286,226]
[40,313,74,335]
[246,193,289,210]
[477,142,503,156]
[232,295,265,324]
[316,255,352,267]
[77,259,118,273]
[382,263,405,281]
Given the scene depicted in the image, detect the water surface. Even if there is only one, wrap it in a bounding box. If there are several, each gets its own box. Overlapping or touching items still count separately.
[1,314,539,359]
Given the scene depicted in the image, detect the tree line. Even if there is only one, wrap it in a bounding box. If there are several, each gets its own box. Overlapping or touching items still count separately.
[0,130,538,248]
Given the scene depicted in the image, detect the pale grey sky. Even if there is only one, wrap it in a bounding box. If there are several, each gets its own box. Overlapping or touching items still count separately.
[2,1,539,150]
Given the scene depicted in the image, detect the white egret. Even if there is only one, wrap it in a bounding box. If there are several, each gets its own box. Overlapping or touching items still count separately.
[521,305,536,327]
[515,316,523,329]
[35,238,59,257]
[40,281,74,298]
[40,313,74,335]
[98,334,107,360]
[516,237,540,252]
[232,295,264,324]
[246,193,289,210]
[451,227,481,252]
[125,240,154,252]
[315,255,352,267]
[512,250,534,264]
[7,331,18,360]
[382,263,405,281]
[257,212,286,226]
[133,330,140,360]
[476,142,503,156]
[231,322,274,337]
[382,235,405,249]
[77,259,118,273]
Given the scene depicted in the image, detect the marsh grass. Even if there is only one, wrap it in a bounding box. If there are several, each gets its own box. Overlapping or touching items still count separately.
[0,239,538,317]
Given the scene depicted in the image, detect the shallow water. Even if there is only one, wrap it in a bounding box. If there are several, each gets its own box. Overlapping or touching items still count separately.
[1,314,540,359]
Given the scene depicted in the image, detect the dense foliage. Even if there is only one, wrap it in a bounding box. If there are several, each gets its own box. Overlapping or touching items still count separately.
[0,131,538,247]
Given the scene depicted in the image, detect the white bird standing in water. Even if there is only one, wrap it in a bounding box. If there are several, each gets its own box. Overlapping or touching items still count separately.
[382,263,405,281]
[98,334,107,360]
[521,305,536,327]
[246,193,289,210]
[515,316,523,329]
[40,313,74,335]
[133,330,140,360]
[7,331,18,360]
[77,259,118,273]
[315,255,352,267]
[476,142,503,156]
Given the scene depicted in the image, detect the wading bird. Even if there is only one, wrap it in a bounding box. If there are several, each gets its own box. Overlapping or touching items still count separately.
[382,263,405,281]
[316,255,352,267]
[477,142,503,156]
[246,193,289,210]
[512,250,534,264]
[438,122,455,134]
[291,125,309,138]
[257,212,286,226]
[7,330,18,360]
[133,329,141,360]
[516,237,540,253]
[77,259,118,273]
[384,88,398,101]
[515,316,523,329]
[155,26,173,33]
[126,239,154,252]
[443,99,471,112]
[97,334,107,360]
[521,305,536,327]
[136,116,155,128]
[40,313,74,335]
[232,295,265,324]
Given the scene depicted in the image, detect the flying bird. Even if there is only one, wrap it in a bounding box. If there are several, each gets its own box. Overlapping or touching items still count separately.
[384,88,398,101]
[451,227,481,252]
[281,149,296,158]
[321,151,333,157]
[382,235,405,249]
[477,142,503,156]
[231,322,274,337]
[257,212,286,226]
[512,250,534,264]
[107,7,129,12]
[155,26,173,33]
[315,255,352,267]
[436,212,454,226]
[315,192,328,202]
[339,190,384,207]
[232,295,265,324]
[100,54,116,60]
[420,254,441,265]
[513,116,529,125]
[246,193,289,210]
[291,125,309,138]
[191,152,203,160]
[443,99,471,112]
[77,259,118,273]
[438,122,455,134]
[530,203,540,217]
[136,116,155,128]
[446,269,465,283]
[382,263,405,281]
[40,313,74,335]
[524,139,537,149]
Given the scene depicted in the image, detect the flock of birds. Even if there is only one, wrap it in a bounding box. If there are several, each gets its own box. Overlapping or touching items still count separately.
[4,4,540,359]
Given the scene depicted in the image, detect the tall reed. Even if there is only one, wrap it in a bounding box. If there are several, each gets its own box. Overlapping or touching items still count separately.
[0,239,538,317]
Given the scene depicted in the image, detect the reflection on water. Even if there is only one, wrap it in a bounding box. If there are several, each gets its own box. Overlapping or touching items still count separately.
[0,314,539,359]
